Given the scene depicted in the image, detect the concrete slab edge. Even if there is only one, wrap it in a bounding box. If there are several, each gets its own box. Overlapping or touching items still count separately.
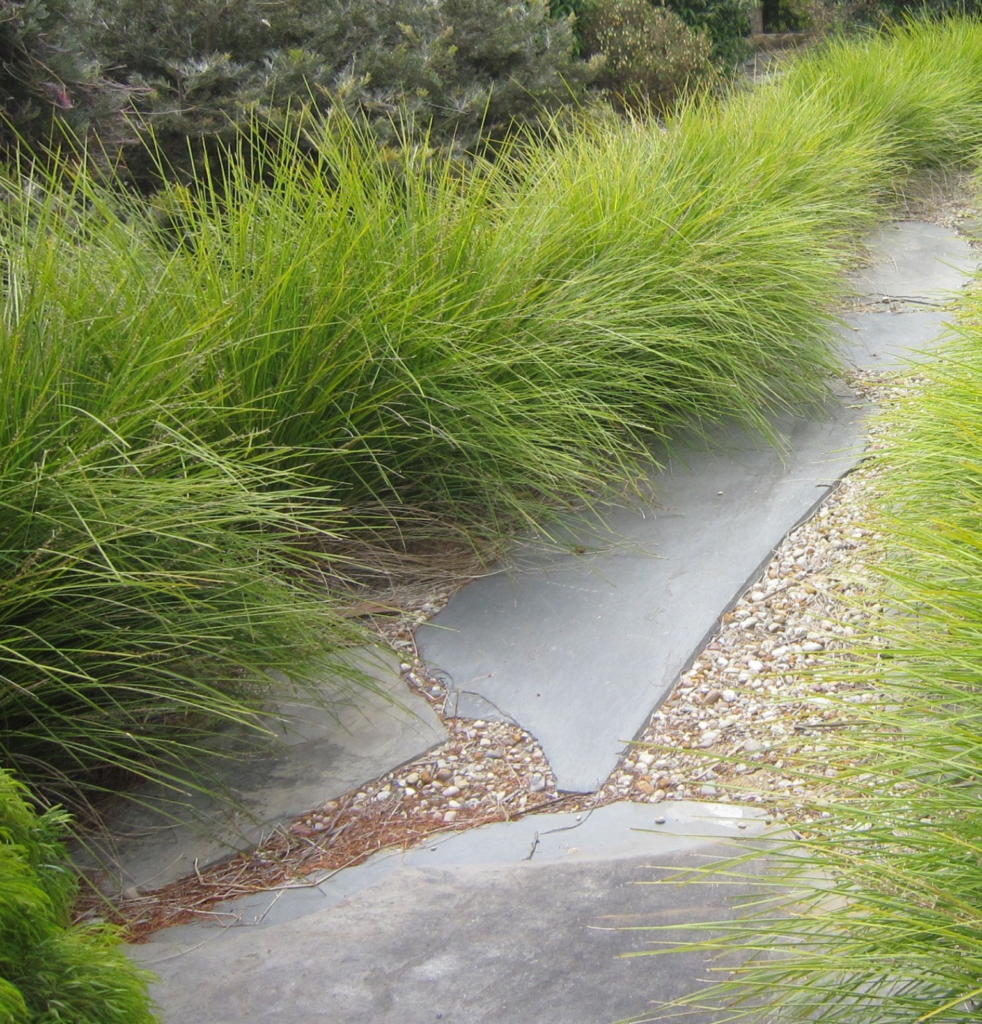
[615,452,868,766]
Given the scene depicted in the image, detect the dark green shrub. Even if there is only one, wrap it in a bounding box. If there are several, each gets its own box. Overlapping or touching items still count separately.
[80,0,596,185]
[665,0,753,66]
[0,769,157,1023]
[780,0,981,33]
[549,0,601,53]
[580,0,714,110]
[0,0,122,156]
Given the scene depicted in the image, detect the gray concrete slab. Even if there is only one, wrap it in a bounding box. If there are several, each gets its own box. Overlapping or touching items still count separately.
[850,220,977,303]
[77,648,445,891]
[132,802,778,1024]
[837,309,950,370]
[418,400,867,793]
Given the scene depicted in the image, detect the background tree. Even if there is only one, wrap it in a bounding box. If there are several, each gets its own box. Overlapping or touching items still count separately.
[0,0,123,157]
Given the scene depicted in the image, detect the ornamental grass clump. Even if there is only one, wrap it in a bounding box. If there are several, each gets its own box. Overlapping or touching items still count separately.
[777,16,982,176]
[10,13,982,832]
[485,91,888,444]
[0,162,376,810]
[52,108,859,537]
[0,769,157,1022]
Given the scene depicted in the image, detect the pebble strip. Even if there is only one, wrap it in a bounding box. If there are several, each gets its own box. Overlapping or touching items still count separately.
[289,716,563,840]
[601,425,884,819]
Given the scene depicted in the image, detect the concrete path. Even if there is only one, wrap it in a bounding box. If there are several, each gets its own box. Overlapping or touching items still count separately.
[424,402,865,792]
[120,222,976,1023]
[77,649,445,891]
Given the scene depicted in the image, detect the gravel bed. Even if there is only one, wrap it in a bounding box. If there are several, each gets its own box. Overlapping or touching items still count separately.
[289,716,565,839]
[599,399,888,822]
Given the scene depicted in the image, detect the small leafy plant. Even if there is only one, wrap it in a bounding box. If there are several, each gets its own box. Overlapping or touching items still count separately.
[580,0,715,110]
[0,769,157,1023]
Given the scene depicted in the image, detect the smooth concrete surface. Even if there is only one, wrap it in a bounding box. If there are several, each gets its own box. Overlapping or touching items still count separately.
[851,220,977,303]
[147,800,770,937]
[837,309,951,370]
[133,803,778,1024]
[78,648,445,891]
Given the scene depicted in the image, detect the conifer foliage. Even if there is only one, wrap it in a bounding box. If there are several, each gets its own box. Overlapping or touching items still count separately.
[0,1,760,179]
[0,1,92,146]
[0,770,155,1023]
[83,0,596,177]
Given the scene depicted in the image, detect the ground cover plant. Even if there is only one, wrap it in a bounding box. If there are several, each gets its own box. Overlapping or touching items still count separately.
[0,769,156,1022]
